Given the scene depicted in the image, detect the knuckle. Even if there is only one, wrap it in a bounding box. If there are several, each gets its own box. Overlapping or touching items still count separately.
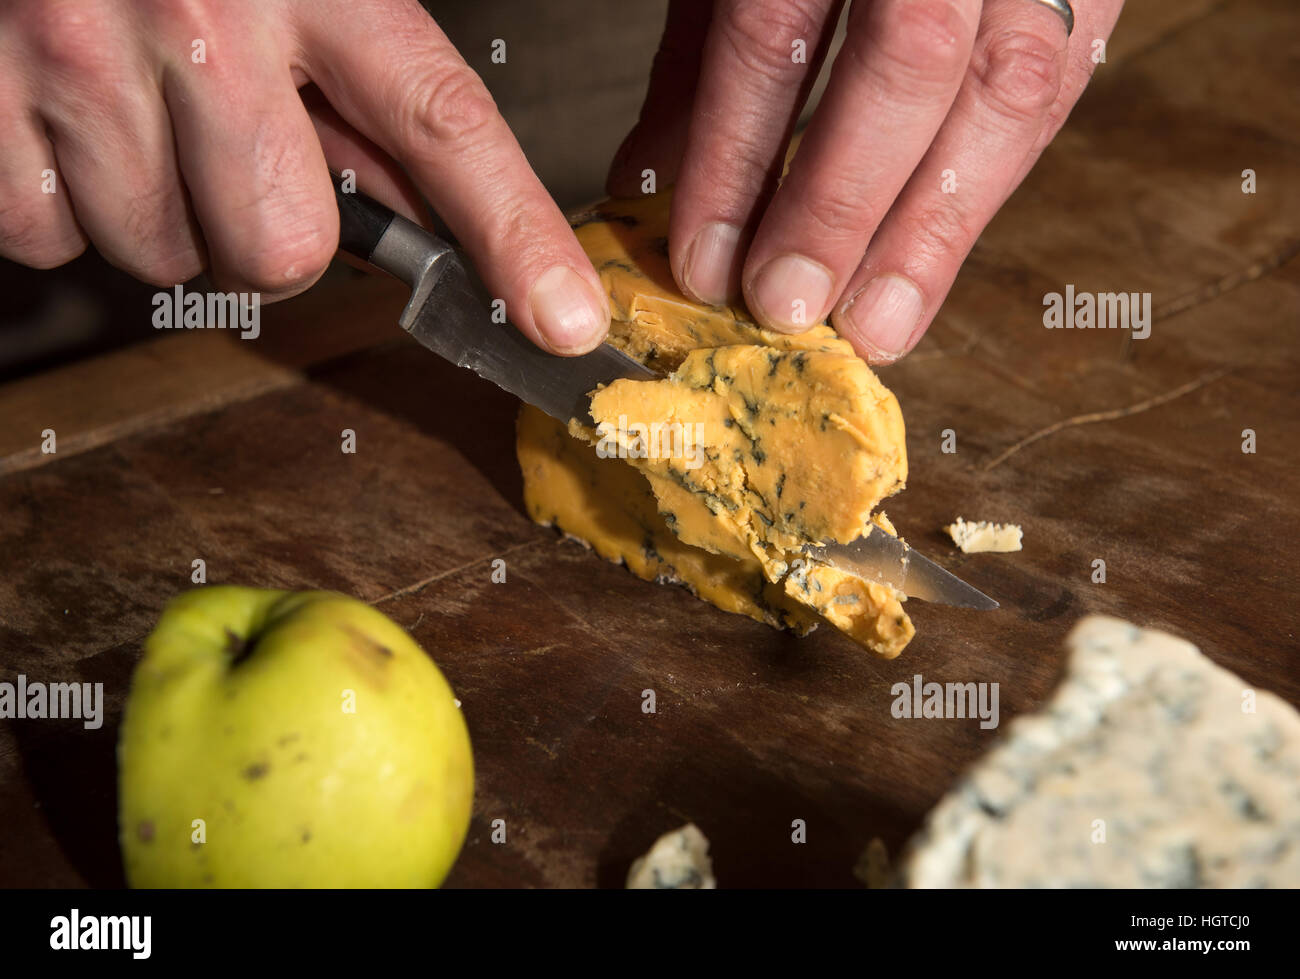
[483,201,532,251]
[905,200,975,263]
[971,28,1064,124]
[246,119,305,193]
[792,177,875,241]
[0,198,84,267]
[694,130,783,213]
[856,0,974,91]
[478,201,554,278]
[0,198,43,251]
[404,65,500,148]
[221,129,335,289]
[136,0,208,34]
[120,177,181,247]
[719,0,822,83]
[28,0,114,77]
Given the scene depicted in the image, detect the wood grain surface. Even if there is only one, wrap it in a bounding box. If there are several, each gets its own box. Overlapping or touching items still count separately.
[1,0,1296,888]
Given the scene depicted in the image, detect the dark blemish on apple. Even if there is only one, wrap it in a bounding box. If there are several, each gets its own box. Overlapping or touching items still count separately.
[137,820,154,843]
[293,753,309,764]
[277,733,301,747]
[343,624,393,659]
[341,626,395,689]
[243,762,269,780]
[202,873,214,884]
[301,829,312,844]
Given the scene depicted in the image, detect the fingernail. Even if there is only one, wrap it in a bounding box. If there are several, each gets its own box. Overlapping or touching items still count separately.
[748,254,833,332]
[682,222,741,305]
[838,274,925,362]
[529,266,609,354]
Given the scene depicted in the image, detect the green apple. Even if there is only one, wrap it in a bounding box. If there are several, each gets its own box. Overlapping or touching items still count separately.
[118,587,473,887]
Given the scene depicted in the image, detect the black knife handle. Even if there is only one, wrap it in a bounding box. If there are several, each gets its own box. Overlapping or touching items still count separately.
[331,170,395,263]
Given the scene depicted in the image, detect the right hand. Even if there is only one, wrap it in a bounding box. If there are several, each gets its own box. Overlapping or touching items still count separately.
[0,0,610,354]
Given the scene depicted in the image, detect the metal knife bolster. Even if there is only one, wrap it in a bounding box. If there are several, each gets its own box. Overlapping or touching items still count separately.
[801,525,999,610]
[369,212,454,331]
[366,211,656,425]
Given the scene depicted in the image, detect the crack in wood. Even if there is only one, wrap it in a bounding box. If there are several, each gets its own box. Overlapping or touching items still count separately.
[1155,237,1300,323]
[370,539,543,606]
[981,366,1233,472]
[1118,237,1300,360]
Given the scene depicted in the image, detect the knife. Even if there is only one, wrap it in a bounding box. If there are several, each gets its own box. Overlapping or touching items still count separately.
[331,175,997,611]
[804,528,998,610]
[332,171,656,424]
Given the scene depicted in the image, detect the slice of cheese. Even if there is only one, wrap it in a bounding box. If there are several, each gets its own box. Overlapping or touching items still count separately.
[570,194,844,373]
[583,345,906,574]
[626,823,717,889]
[517,188,913,658]
[899,616,1300,888]
[945,517,1023,553]
[517,404,819,635]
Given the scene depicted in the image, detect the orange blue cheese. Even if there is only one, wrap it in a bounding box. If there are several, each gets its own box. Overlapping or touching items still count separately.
[516,190,913,658]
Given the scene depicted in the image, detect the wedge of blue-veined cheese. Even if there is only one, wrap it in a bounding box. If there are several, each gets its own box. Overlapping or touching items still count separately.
[900,616,1300,888]
[518,189,914,659]
[626,823,717,889]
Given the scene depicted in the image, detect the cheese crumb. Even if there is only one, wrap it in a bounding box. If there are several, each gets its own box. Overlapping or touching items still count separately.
[853,837,892,889]
[945,516,1023,553]
[626,823,716,889]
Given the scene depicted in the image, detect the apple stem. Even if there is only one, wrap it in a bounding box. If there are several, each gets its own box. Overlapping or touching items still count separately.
[225,628,258,667]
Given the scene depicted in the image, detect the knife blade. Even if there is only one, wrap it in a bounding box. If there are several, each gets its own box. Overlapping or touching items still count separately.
[332,173,654,423]
[332,176,997,610]
[802,525,999,610]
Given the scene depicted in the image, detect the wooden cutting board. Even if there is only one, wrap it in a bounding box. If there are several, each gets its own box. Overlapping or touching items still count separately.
[1,0,1296,888]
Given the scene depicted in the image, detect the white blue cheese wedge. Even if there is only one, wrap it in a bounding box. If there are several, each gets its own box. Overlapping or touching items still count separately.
[626,823,717,889]
[899,616,1300,888]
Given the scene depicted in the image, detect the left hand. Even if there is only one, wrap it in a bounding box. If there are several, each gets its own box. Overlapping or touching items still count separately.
[607,0,1125,364]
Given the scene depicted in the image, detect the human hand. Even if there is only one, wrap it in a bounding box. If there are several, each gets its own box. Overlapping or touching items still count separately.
[609,0,1124,363]
[0,0,609,354]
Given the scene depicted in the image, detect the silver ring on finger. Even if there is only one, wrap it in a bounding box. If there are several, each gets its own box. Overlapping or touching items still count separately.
[1029,0,1074,36]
